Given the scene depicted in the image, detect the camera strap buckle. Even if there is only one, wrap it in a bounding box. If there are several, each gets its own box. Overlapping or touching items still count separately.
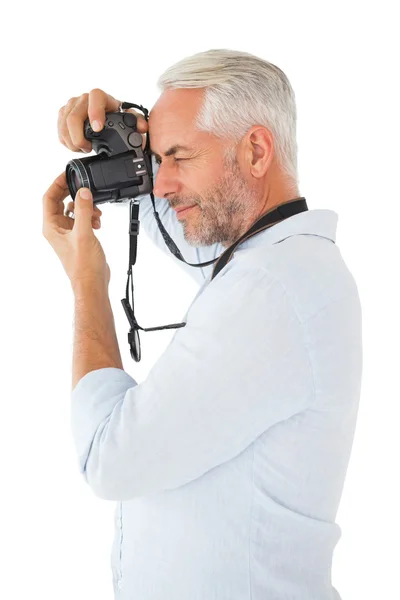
[121,297,137,330]
[128,200,140,267]
[129,219,140,236]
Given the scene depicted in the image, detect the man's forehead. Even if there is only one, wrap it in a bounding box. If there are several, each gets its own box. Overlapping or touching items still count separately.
[149,112,199,159]
[149,109,195,140]
[148,89,207,158]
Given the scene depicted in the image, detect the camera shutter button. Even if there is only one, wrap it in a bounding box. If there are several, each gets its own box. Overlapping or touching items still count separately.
[128,132,143,148]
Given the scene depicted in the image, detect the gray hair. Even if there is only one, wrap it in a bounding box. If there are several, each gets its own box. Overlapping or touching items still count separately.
[156,48,299,191]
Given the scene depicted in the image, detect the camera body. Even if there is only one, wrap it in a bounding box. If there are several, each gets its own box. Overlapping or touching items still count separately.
[66,111,153,205]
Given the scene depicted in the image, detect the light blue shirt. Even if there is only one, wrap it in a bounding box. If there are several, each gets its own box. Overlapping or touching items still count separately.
[70,191,363,600]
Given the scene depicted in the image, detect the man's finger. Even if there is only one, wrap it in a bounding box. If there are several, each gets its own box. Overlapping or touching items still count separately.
[42,172,70,218]
[88,89,120,132]
[65,200,102,217]
[67,94,92,152]
[58,97,79,152]
[73,187,94,235]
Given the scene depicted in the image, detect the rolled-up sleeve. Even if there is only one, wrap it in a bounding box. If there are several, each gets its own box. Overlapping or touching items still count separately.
[70,266,314,501]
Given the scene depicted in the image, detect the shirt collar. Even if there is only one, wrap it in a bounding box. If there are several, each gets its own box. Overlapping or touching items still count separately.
[238,208,338,250]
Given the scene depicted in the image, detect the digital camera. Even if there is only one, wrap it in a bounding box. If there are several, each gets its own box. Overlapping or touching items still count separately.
[65,110,153,205]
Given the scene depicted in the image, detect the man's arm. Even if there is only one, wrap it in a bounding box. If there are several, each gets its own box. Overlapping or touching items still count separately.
[70,265,316,501]
[72,280,124,391]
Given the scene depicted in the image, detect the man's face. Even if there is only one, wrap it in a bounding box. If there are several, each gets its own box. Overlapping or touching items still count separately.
[149,88,259,248]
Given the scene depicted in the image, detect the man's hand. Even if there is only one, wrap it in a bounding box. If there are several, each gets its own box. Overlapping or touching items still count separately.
[57,88,148,153]
[57,88,149,220]
[42,171,110,290]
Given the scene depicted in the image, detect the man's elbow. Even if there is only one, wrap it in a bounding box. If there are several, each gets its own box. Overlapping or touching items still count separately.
[82,453,139,501]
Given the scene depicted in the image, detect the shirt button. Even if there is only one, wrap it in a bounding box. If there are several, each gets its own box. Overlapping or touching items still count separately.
[117,579,123,590]
[117,518,122,528]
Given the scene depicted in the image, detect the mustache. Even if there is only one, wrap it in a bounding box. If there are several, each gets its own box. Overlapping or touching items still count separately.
[169,198,200,209]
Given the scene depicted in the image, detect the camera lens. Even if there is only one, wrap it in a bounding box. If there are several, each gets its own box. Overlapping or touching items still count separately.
[66,159,91,199]
[72,170,80,190]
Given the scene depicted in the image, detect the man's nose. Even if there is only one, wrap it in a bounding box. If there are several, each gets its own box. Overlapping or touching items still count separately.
[152,163,179,199]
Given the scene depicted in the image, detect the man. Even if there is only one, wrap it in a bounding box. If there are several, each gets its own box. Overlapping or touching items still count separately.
[42,49,363,599]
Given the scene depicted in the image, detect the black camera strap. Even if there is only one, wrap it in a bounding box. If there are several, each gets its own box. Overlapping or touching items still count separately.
[209,196,308,280]
[143,193,308,279]
[121,191,308,360]
[118,102,309,361]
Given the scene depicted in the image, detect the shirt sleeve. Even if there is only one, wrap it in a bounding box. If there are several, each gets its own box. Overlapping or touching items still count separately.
[70,266,315,501]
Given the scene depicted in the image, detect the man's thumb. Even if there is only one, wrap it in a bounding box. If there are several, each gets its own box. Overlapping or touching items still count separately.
[74,187,93,230]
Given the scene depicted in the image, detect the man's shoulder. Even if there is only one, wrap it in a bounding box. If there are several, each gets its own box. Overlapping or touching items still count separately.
[217,234,359,322]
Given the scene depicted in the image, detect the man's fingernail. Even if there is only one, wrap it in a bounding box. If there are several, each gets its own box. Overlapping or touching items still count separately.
[92,120,102,132]
[80,188,92,199]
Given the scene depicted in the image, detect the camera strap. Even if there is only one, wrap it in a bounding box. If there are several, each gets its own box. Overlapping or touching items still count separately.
[133,193,308,277]
[210,196,308,280]
[118,102,309,360]
[121,192,308,360]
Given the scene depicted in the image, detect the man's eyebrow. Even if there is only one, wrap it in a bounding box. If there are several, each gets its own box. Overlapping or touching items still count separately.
[150,145,193,160]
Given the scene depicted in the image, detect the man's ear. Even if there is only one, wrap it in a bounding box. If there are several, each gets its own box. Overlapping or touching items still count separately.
[245,126,274,178]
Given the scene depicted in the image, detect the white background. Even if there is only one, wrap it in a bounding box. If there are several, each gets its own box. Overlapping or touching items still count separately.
[1,1,399,598]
